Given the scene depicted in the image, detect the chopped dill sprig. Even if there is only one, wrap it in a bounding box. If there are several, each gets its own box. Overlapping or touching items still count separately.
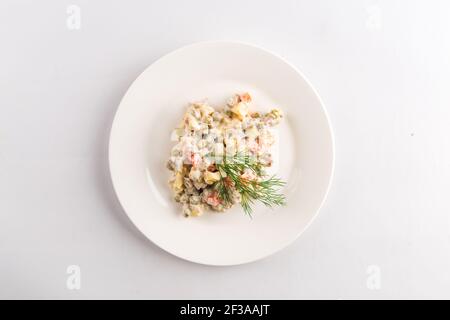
[214,153,286,216]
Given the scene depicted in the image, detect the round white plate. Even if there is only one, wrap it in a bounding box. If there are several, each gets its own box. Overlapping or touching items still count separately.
[109,41,334,266]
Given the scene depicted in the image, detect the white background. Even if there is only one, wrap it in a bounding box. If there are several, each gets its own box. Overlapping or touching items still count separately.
[1,0,449,299]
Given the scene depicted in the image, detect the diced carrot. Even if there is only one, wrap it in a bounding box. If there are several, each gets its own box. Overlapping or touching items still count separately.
[239,92,252,103]
[189,152,201,166]
[207,191,221,206]
[224,177,233,188]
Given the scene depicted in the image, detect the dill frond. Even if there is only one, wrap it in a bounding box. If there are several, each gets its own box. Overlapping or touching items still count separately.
[214,152,286,216]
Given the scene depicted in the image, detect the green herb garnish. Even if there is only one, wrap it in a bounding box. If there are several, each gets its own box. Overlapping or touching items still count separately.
[214,153,286,217]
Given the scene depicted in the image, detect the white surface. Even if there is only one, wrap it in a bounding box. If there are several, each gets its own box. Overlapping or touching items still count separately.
[1,0,449,299]
[109,41,334,265]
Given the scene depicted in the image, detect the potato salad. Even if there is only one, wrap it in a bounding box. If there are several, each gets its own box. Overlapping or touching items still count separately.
[167,93,285,217]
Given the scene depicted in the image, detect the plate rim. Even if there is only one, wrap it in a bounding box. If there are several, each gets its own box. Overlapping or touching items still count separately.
[108,40,335,266]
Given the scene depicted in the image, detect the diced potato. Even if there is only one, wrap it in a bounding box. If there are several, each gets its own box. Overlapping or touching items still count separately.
[245,126,259,139]
[230,102,248,121]
[193,180,207,190]
[199,104,215,117]
[220,116,231,127]
[191,107,201,119]
[185,113,201,130]
[212,111,223,121]
[213,143,224,156]
[241,170,257,181]
[224,137,238,156]
[204,171,221,184]
[170,128,184,141]
[227,94,240,107]
[197,139,208,148]
[189,205,204,217]
[173,172,184,192]
[231,118,243,129]
[189,195,201,205]
[189,168,202,182]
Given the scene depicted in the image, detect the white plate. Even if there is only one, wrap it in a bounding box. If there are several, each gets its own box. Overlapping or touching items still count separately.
[109,41,334,266]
